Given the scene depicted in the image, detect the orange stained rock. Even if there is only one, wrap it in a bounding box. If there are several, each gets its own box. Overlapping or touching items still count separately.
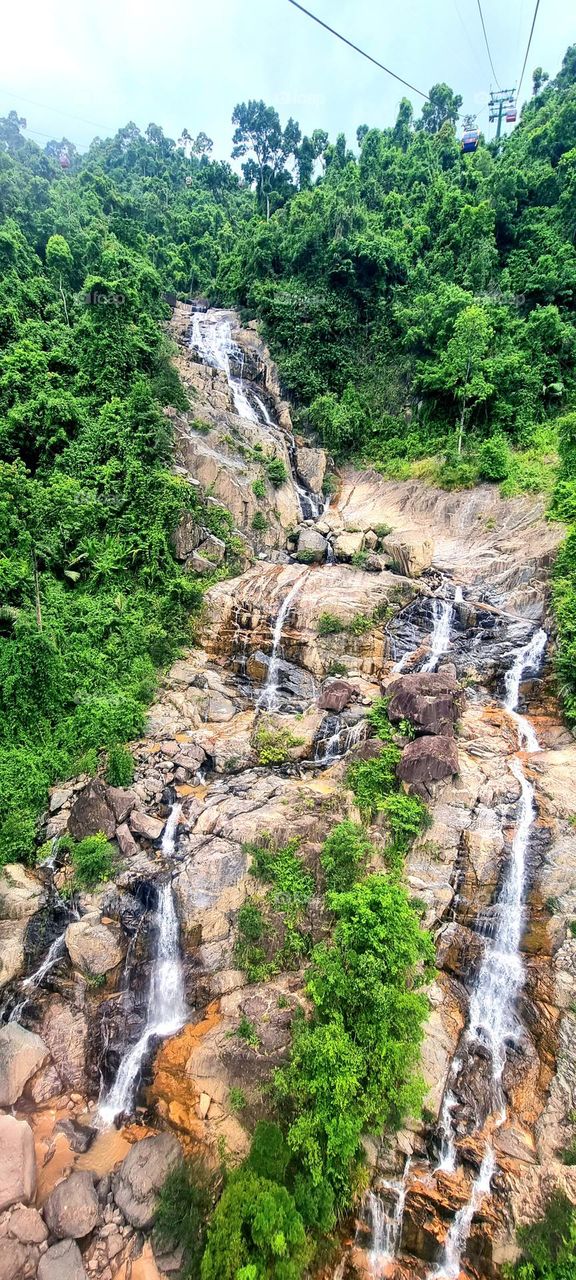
[149,1002,221,1141]
[113,1241,162,1280]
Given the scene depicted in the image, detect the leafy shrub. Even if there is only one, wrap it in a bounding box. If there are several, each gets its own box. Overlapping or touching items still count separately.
[236,1016,260,1048]
[327,660,348,676]
[379,793,430,866]
[71,832,114,888]
[200,1168,310,1280]
[351,551,369,569]
[247,1121,291,1183]
[346,747,401,818]
[234,899,274,982]
[237,899,266,942]
[253,722,303,766]
[251,511,268,532]
[295,548,318,564]
[252,477,266,499]
[322,472,338,496]
[321,821,373,891]
[477,435,512,482]
[367,698,395,742]
[248,835,314,916]
[0,812,37,866]
[348,612,373,635]
[155,1158,216,1280]
[317,612,344,635]
[266,457,288,487]
[228,1087,247,1113]
[105,743,135,787]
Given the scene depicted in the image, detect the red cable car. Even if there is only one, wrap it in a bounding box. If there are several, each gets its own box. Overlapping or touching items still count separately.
[461,128,480,154]
[506,107,517,123]
[59,149,71,169]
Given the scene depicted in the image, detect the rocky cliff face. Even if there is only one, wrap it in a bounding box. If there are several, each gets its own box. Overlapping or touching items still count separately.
[1,305,574,1280]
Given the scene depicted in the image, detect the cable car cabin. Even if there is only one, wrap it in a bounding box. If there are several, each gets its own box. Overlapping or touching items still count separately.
[59,150,71,169]
[461,129,480,154]
[506,109,517,123]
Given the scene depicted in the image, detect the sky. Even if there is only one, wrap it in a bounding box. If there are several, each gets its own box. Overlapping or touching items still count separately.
[0,0,574,158]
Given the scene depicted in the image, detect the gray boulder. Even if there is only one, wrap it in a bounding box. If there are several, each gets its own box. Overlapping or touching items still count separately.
[65,920,124,978]
[387,671,462,737]
[0,1024,49,1106]
[43,1171,99,1240]
[397,735,459,791]
[0,1116,36,1212]
[68,781,116,841]
[296,527,326,563]
[295,446,326,494]
[113,1133,182,1229]
[38,1241,87,1280]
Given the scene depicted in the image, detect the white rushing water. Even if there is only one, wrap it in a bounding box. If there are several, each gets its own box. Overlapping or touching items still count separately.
[315,717,368,765]
[97,881,186,1127]
[190,313,258,422]
[366,1161,411,1276]
[257,575,305,712]
[427,628,547,1276]
[422,591,458,673]
[434,1147,495,1280]
[161,803,182,858]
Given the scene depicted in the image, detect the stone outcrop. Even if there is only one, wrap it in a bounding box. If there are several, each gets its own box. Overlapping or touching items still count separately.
[0,865,46,990]
[68,782,116,842]
[334,530,364,561]
[0,1024,49,1105]
[40,1000,88,1093]
[113,1134,182,1230]
[387,671,462,736]
[0,1116,36,1212]
[65,920,124,977]
[318,679,355,713]
[38,1240,87,1280]
[296,527,326,562]
[381,533,433,578]
[43,1171,99,1240]
[295,446,326,494]
[398,734,459,791]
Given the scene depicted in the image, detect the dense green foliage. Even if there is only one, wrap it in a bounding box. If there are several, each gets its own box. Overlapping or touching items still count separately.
[64,832,114,889]
[219,51,576,483]
[155,1158,217,1280]
[0,119,250,858]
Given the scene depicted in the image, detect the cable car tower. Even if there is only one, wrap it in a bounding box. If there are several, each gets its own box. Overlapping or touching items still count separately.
[489,89,517,140]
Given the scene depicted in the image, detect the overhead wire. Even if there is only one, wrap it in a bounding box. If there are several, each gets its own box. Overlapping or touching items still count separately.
[285,0,430,100]
[517,0,542,99]
[475,0,501,87]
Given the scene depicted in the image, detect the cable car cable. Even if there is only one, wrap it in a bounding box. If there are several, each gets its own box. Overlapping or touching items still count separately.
[475,0,501,87]
[517,0,542,99]
[285,0,430,99]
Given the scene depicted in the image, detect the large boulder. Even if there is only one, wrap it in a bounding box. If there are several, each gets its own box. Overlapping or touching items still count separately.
[68,781,116,841]
[113,1133,182,1229]
[7,1207,48,1244]
[40,1000,88,1093]
[0,866,46,992]
[38,1241,87,1280]
[129,811,164,842]
[65,920,124,977]
[334,531,364,562]
[0,1024,49,1106]
[296,527,326,564]
[296,447,326,494]
[0,1116,36,1212]
[387,671,461,737]
[381,534,433,578]
[318,679,355,713]
[43,1171,99,1240]
[397,735,459,791]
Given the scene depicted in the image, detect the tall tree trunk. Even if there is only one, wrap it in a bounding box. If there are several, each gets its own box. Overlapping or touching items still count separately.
[457,357,472,456]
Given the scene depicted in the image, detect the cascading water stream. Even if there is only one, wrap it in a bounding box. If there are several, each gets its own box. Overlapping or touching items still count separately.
[428,628,547,1277]
[421,587,462,673]
[161,802,182,858]
[257,575,306,712]
[97,881,186,1127]
[314,717,368,766]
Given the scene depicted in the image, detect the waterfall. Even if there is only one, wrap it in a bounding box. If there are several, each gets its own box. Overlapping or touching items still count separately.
[421,594,455,673]
[97,881,186,1127]
[366,1162,411,1275]
[503,627,547,751]
[161,803,182,858]
[190,313,259,422]
[434,1147,495,1280]
[315,718,368,766]
[428,629,547,1276]
[257,575,305,712]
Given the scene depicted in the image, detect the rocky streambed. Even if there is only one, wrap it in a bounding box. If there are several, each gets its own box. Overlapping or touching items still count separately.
[1,306,576,1280]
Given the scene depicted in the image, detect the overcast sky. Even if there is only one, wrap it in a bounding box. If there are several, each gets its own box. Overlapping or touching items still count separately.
[1,0,573,158]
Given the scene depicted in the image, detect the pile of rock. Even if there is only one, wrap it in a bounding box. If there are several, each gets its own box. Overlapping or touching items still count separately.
[292,517,434,578]
[0,1125,182,1280]
[387,668,462,796]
